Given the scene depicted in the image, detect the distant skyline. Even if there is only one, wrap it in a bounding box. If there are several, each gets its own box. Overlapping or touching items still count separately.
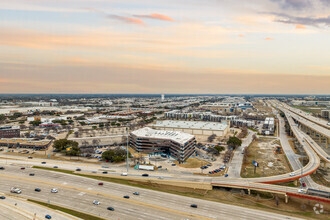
[0,0,330,94]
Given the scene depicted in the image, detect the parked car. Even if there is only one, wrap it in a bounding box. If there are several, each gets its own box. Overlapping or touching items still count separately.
[45,214,52,219]
[190,204,198,208]
[289,172,295,177]
[0,196,6,199]
[98,182,104,186]
[102,171,108,174]
[53,166,58,169]
[224,174,229,177]
[41,162,46,164]
[123,195,130,199]
[51,188,58,193]
[0,167,5,170]
[20,167,25,170]
[76,168,81,171]
[133,192,139,195]
[158,176,164,179]
[27,157,33,159]
[107,207,115,211]
[121,173,127,176]
[35,188,41,192]
[171,164,176,166]
[142,174,149,177]
[29,173,35,176]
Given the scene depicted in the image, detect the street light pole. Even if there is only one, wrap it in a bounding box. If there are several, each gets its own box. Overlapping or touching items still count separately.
[126,127,129,173]
[301,144,303,189]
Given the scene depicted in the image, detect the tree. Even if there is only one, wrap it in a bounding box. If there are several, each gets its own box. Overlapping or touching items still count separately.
[102,147,131,163]
[214,145,225,153]
[29,120,41,126]
[207,134,217,142]
[53,139,78,151]
[74,131,80,138]
[65,146,81,156]
[92,139,100,146]
[0,114,6,121]
[227,136,242,149]
[46,135,55,140]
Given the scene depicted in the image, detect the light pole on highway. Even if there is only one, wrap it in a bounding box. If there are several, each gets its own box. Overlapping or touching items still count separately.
[300,144,303,189]
[126,127,129,172]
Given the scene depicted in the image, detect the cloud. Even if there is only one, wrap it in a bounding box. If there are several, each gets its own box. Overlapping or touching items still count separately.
[134,13,174,22]
[108,15,144,25]
[271,0,311,10]
[269,12,330,27]
[265,37,273,40]
[295,24,306,29]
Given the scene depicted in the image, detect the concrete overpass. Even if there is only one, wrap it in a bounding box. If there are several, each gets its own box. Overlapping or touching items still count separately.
[279,102,330,149]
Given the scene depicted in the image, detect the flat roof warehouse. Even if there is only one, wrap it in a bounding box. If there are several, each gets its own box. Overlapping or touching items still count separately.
[152,120,228,131]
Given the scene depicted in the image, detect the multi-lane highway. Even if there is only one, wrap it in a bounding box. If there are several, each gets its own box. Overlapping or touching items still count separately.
[273,101,330,163]
[283,103,330,129]
[0,165,303,220]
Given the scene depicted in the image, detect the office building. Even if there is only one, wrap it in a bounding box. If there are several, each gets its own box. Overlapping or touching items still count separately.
[0,126,20,138]
[130,127,196,162]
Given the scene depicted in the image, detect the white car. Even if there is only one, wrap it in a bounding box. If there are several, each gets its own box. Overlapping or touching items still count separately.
[298,189,305,193]
[289,172,295,177]
[93,200,100,205]
[10,187,22,194]
[121,173,128,176]
[51,188,58,193]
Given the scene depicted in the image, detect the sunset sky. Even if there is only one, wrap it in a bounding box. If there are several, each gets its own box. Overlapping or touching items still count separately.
[0,0,329,94]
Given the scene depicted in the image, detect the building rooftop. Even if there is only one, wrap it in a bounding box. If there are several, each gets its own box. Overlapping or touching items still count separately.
[0,126,20,130]
[152,120,228,131]
[0,138,51,146]
[131,127,194,145]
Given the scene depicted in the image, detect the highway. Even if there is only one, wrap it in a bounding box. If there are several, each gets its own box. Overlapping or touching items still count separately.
[0,166,302,220]
[277,112,317,188]
[273,101,330,163]
[0,195,78,220]
[283,103,330,129]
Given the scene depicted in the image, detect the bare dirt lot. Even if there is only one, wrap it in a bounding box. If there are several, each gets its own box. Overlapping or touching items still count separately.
[241,138,292,178]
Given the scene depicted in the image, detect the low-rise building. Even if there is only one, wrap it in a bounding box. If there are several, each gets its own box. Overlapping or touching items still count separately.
[0,138,52,150]
[262,117,275,135]
[130,127,196,162]
[0,126,20,138]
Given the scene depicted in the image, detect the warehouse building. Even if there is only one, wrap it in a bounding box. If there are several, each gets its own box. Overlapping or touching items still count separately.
[130,127,196,162]
[0,126,20,138]
[151,120,229,137]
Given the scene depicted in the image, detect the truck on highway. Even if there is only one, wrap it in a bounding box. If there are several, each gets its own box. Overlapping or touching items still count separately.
[10,187,22,194]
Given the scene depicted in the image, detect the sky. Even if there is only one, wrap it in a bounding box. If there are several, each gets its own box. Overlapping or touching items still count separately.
[0,0,329,94]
